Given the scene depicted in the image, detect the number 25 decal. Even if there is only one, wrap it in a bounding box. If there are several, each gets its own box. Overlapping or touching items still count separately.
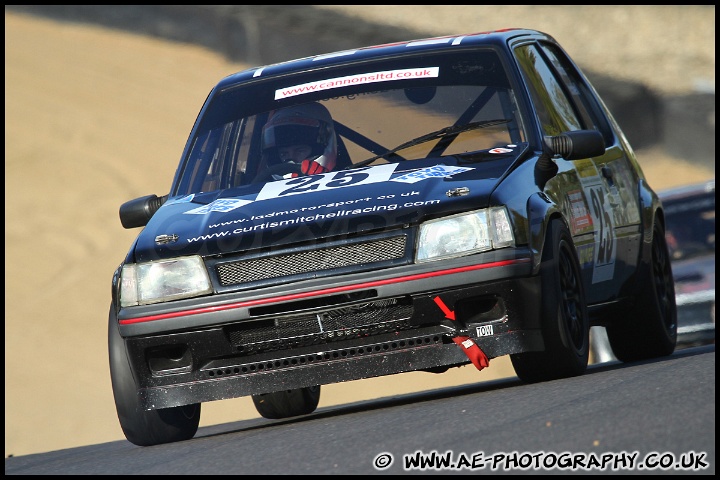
[255,163,398,201]
[590,187,614,265]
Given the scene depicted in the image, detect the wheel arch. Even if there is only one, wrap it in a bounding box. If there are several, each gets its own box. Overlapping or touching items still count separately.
[637,178,666,267]
[526,192,567,275]
[638,179,664,241]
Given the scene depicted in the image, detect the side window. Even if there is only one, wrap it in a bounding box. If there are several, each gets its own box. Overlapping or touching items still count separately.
[538,42,614,145]
[201,123,236,192]
[178,130,221,194]
[176,116,263,195]
[514,44,582,136]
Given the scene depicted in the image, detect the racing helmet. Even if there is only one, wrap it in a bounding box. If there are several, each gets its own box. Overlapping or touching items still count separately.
[261,102,337,171]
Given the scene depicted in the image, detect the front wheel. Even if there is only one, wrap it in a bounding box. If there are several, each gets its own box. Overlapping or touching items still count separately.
[252,386,321,419]
[606,217,677,361]
[511,218,589,382]
[108,306,200,446]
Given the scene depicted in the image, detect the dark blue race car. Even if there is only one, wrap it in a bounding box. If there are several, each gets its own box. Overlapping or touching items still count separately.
[110,28,677,446]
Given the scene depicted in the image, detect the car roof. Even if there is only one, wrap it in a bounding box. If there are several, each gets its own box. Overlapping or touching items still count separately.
[215,28,552,89]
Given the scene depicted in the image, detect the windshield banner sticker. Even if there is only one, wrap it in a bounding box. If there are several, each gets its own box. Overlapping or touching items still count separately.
[275,67,439,100]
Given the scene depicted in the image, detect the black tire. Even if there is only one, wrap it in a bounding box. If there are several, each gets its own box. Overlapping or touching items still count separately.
[605,218,677,362]
[252,386,321,419]
[511,218,590,382]
[108,307,200,446]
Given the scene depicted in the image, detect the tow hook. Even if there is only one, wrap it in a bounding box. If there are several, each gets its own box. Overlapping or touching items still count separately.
[441,322,489,371]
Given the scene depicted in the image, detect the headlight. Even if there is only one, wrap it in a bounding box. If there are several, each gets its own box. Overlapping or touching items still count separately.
[416,206,515,262]
[120,255,212,307]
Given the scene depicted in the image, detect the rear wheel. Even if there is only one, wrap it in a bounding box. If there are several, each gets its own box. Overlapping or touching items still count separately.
[511,218,589,382]
[252,386,321,419]
[606,218,677,361]
[108,307,200,446]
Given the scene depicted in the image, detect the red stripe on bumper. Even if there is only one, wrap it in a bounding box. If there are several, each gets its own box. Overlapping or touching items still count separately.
[119,257,529,325]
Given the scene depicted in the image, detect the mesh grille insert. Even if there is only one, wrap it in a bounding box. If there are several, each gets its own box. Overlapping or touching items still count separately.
[216,235,406,286]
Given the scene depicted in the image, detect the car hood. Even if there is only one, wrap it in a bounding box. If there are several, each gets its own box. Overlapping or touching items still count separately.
[132,158,515,262]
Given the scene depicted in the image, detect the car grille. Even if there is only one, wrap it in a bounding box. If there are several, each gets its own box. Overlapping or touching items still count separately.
[226,298,414,355]
[215,235,407,286]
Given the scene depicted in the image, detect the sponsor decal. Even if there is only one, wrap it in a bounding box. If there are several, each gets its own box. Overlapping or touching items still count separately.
[256,163,398,201]
[488,147,514,154]
[567,189,593,234]
[182,162,474,242]
[575,162,617,283]
[275,67,440,99]
[185,198,253,215]
[392,165,473,184]
[186,193,441,243]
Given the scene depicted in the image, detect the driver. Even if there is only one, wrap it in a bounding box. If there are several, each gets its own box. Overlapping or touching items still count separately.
[260,102,338,177]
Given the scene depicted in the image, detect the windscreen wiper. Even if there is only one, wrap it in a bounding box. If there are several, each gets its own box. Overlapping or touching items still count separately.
[349,119,510,169]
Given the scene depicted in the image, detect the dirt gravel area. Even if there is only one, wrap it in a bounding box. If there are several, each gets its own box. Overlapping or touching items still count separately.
[317,5,715,96]
[4,7,714,457]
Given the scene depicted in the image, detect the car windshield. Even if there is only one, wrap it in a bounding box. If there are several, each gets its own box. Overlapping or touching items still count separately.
[172,49,527,195]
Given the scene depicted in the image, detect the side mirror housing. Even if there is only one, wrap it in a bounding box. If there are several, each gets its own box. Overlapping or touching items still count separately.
[119,194,167,229]
[544,130,605,160]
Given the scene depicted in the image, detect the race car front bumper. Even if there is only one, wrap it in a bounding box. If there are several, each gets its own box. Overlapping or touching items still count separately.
[115,248,543,410]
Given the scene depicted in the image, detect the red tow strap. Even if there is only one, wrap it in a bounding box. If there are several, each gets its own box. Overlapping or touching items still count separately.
[433,295,489,371]
[452,335,490,371]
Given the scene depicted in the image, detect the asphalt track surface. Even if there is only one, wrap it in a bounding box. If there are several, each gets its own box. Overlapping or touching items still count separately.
[6,345,715,475]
